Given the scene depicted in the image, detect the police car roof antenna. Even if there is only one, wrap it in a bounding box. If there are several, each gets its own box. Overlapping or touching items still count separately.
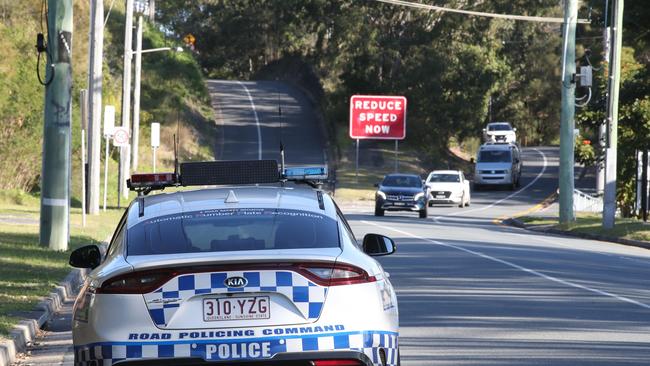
[173,133,179,183]
[278,92,286,186]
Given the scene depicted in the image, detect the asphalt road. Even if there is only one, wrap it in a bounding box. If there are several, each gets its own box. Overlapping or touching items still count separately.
[15,85,650,366]
[207,80,327,165]
[345,146,650,365]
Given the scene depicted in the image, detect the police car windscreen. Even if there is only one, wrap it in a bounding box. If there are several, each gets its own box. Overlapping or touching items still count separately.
[479,150,512,163]
[127,209,339,255]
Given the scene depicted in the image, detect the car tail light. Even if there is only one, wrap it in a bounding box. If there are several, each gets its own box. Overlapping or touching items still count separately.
[301,263,376,286]
[96,269,178,294]
[313,360,363,366]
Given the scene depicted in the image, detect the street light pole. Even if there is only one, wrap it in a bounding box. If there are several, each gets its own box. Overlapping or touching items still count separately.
[132,14,143,171]
[87,0,103,215]
[119,0,134,206]
[603,0,625,229]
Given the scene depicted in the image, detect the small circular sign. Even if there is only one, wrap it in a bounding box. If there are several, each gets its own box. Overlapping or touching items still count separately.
[112,127,130,147]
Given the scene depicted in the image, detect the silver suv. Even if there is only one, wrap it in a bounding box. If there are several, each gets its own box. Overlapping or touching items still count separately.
[473,142,522,190]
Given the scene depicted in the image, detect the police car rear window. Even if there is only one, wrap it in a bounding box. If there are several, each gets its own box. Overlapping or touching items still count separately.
[127,208,340,255]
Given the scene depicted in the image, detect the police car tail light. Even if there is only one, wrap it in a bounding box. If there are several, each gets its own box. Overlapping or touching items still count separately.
[313,360,363,366]
[301,263,376,286]
[96,269,178,294]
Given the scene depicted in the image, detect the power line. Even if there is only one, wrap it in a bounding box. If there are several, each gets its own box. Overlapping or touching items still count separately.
[371,0,591,24]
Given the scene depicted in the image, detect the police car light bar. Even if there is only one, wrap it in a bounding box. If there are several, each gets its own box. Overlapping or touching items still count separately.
[283,166,328,181]
[127,172,178,189]
[181,160,279,186]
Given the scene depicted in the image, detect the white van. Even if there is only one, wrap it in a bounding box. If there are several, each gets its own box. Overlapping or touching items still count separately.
[473,142,522,190]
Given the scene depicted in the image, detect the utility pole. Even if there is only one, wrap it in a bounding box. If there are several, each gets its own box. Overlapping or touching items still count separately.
[40,0,73,250]
[149,0,156,23]
[559,0,577,224]
[603,0,624,229]
[132,14,143,171]
[119,0,134,202]
[87,0,103,214]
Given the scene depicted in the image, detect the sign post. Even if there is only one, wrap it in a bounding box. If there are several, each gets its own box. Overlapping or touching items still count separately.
[151,122,160,173]
[103,106,115,211]
[80,90,87,226]
[112,126,130,208]
[349,95,407,175]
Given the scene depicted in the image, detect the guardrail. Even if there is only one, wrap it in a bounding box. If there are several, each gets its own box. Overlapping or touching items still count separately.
[573,188,603,212]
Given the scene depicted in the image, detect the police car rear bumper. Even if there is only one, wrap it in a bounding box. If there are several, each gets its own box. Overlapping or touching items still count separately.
[109,351,374,365]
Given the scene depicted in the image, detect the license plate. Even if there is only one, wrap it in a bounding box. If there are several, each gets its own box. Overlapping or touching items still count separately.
[435,195,445,198]
[203,296,270,322]
[394,202,405,206]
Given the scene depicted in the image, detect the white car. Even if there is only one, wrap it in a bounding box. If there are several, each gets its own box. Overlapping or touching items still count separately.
[483,122,516,143]
[69,161,400,366]
[425,170,471,207]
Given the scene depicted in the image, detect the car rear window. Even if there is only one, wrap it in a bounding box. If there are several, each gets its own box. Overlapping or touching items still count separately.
[127,208,340,256]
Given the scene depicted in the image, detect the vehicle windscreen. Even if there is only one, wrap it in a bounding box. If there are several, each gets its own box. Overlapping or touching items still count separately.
[127,208,339,255]
[382,175,421,187]
[488,124,512,131]
[428,174,460,183]
[478,150,512,163]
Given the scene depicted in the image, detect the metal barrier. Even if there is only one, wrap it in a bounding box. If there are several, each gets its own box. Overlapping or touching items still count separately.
[573,188,603,212]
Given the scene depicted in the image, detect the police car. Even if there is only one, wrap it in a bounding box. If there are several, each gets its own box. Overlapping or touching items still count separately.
[69,160,399,366]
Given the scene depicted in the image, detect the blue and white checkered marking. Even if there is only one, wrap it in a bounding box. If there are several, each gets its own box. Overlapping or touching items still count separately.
[143,270,327,327]
[74,331,398,366]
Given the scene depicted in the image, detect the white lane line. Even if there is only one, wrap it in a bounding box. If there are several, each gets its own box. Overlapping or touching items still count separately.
[363,220,650,310]
[433,148,549,223]
[237,81,262,160]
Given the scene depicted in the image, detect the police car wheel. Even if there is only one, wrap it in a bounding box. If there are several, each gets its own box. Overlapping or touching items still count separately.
[418,208,427,218]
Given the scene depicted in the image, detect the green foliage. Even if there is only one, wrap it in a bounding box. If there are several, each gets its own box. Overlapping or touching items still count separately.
[157,0,565,159]
[0,1,214,206]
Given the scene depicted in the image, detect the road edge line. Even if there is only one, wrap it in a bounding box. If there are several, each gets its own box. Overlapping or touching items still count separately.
[237,81,263,160]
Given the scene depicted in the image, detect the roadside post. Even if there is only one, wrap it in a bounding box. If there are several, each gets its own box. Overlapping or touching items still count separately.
[103,106,115,211]
[40,0,73,251]
[151,122,160,173]
[113,126,130,208]
[349,95,407,179]
[80,90,88,226]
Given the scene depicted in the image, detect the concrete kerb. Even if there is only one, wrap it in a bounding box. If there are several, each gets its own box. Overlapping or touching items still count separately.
[503,217,650,251]
[0,267,88,366]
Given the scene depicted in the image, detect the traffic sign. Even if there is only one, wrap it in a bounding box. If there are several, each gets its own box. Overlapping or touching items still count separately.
[349,95,407,140]
[151,122,160,148]
[103,105,115,137]
[112,126,130,147]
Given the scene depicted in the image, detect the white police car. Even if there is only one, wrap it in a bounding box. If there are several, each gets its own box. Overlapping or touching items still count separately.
[70,160,399,366]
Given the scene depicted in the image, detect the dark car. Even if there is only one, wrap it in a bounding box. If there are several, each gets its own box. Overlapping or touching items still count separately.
[374,173,428,218]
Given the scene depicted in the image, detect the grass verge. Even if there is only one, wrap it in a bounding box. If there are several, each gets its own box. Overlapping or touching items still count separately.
[518,213,650,242]
[0,193,124,338]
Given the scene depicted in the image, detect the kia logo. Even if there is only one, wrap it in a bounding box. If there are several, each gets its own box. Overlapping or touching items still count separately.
[224,276,248,288]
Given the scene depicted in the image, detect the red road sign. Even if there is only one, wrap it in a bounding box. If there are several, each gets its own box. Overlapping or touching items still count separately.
[349,95,407,140]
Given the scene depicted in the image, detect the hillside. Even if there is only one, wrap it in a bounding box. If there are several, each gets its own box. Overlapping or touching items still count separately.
[0,1,215,205]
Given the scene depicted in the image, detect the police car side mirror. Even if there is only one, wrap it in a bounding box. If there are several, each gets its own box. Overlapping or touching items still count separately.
[70,245,102,269]
[362,234,396,256]
[470,158,475,164]
[513,128,517,132]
